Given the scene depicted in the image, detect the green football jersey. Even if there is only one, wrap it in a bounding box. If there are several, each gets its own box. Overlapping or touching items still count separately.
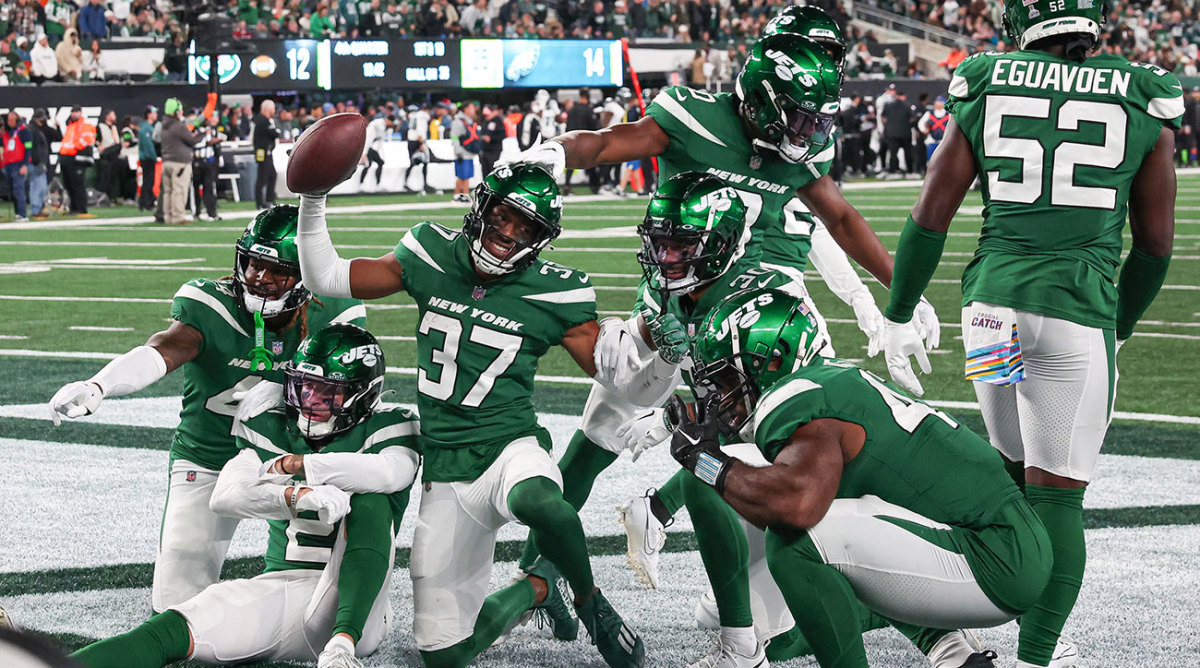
[234,407,418,573]
[393,222,597,482]
[647,86,834,270]
[170,278,366,471]
[947,50,1184,328]
[753,358,1022,529]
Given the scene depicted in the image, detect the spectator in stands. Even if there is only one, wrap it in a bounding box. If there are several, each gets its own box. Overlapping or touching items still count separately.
[690,48,707,86]
[30,33,58,84]
[56,28,83,82]
[80,0,108,42]
[83,39,105,81]
[28,108,55,219]
[460,0,492,35]
[160,97,200,225]
[44,0,74,47]
[449,100,481,202]
[96,109,122,202]
[137,105,157,211]
[3,111,34,223]
[58,105,96,217]
[309,2,335,39]
[253,99,281,209]
[478,103,506,177]
[9,0,44,44]
[940,45,968,74]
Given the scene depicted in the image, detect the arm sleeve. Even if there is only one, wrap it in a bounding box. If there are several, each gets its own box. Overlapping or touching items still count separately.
[210,448,295,519]
[808,219,875,306]
[297,194,354,298]
[1115,247,1171,341]
[884,215,946,323]
[303,446,420,494]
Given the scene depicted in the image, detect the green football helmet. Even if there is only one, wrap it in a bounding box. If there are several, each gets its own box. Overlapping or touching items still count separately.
[637,172,750,298]
[692,287,829,437]
[234,205,311,318]
[1002,0,1107,52]
[464,163,563,275]
[762,5,847,82]
[736,33,841,164]
[285,323,385,443]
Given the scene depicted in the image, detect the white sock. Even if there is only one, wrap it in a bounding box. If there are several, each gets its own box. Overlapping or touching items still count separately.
[926,630,976,667]
[720,626,758,655]
[323,634,355,655]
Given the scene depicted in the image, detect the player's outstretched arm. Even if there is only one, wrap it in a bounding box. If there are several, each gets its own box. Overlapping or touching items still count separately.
[296,193,405,300]
[807,221,885,356]
[797,175,895,287]
[1117,127,1176,346]
[557,116,670,169]
[48,322,200,425]
[264,445,420,494]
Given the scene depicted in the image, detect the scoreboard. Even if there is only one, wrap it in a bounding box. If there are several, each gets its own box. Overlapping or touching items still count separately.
[190,38,622,92]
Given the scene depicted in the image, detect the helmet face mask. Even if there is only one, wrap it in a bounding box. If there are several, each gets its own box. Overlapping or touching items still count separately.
[234,205,311,318]
[284,324,385,443]
[693,356,762,439]
[637,172,749,297]
[464,164,562,276]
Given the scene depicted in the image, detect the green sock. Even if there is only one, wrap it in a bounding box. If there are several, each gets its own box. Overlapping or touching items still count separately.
[655,469,687,517]
[1018,485,1087,666]
[419,579,537,668]
[766,531,869,668]
[508,476,595,597]
[683,475,752,628]
[518,431,617,571]
[70,610,191,668]
[332,492,402,643]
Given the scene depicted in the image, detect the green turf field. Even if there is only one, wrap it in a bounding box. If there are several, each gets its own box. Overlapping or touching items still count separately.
[1,178,1198,666]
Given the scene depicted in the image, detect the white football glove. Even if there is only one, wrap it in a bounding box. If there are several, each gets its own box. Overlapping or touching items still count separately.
[616,407,675,462]
[295,485,352,524]
[883,318,931,397]
[495,139,566,181]
[233,380,285,424]
[850,293,885,357]
[593,317,638,387]
[48,381,104,426]
[913,296,941,350]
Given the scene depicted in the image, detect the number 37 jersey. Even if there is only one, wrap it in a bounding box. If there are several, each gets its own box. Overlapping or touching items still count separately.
[947,51,1183,328]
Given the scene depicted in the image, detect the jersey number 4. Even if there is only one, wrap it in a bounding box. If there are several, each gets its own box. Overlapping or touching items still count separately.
[983,95,1127,210]
[418,311,521,407]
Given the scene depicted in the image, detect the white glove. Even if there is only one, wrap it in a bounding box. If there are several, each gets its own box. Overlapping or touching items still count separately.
[295,485,352,524]
[883,318,931,397]
[850,293,885,357]
[48,381,104,426]
[495,139,566,181]
[593,317,638,387]
[233,381,285,424]
[616,407,675,462]
[913,296,941,350]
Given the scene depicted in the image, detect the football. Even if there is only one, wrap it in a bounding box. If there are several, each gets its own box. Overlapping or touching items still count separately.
[286,112,368,195]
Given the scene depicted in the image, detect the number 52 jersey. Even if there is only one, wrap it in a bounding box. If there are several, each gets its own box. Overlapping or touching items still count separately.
[947,50,1183,329]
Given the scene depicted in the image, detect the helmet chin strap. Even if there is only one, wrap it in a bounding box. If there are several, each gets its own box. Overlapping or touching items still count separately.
[241,289,292,318]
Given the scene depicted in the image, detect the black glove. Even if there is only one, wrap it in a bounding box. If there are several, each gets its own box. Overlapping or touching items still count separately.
[669,395,733,493]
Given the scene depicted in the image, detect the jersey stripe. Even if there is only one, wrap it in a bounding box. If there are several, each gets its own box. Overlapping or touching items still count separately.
[329,303,367,324]
[233,422,288,456]
[359,421,420,452]
[401,230,445,274]
[522,286,597,304]
[652,92,728,147]
[755,377,822,429]
[174,284,249,337]
[948,74,969,99]
[1147,94,1185,120]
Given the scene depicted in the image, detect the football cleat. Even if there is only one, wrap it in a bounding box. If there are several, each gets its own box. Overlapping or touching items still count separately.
[928,629,990,668]
[1049,635,1080,667]
[316,635,362,668]
[957,650,997,668]
[526,558,579,641]
[687,636,769,668]
[617,491,668,589]
[577,589,645,668]
[0,604,18,632]
[694,588,720,630]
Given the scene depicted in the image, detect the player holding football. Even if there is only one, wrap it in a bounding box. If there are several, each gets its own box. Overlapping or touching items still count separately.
[675,287,1052,668]
[47,205,365,613]
[295,163,655,668]
[70,323,418,668]
[881,1,1179,666]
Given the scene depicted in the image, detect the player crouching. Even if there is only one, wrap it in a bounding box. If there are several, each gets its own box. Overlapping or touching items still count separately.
[70,323,420,668]
[670,288,1054,668]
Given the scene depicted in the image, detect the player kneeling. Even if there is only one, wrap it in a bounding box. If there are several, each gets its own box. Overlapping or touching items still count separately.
[70,323,420,668]
[671,288,1054,668]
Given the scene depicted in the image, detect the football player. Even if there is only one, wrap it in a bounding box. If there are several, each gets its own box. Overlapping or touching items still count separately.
[296,164,654,668]
[47,205,366,613]
[676,287,1054,668]
[70,323,418,668]
[881,1,1179,666]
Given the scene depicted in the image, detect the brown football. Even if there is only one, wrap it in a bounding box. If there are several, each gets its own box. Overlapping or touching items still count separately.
[286,113,368,194]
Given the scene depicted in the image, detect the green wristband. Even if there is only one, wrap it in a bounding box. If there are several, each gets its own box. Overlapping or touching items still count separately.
[1116,247,1171,340]
[884,215,947,323]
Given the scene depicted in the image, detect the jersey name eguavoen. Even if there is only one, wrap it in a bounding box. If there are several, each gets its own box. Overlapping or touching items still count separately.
[393,222,597,482]
[647,86,834,271]
[947,50,1183,328]
[170,278,365,470]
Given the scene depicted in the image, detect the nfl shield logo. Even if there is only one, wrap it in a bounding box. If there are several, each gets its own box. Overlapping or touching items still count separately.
[687,323,696,337]
[186,471,196,482]
[749,155,762,170]
[472,285,487,300]
[271,341,284,355]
